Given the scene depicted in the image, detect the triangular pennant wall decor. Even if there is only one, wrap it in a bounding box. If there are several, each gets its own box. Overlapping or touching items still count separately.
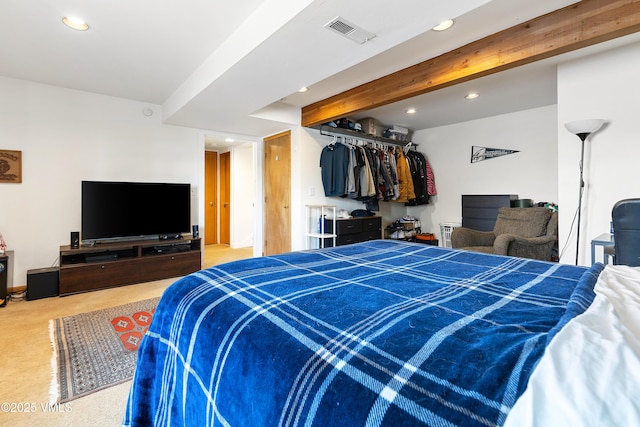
[471,146,520,163]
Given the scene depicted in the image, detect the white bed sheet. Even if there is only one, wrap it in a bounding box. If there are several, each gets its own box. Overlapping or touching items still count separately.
[504,265,640,427]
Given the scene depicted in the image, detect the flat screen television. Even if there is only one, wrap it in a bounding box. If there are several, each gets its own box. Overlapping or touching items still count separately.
[81,180,191,244]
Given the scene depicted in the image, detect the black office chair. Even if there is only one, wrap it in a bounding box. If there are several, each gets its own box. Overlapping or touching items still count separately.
[612,198,640,266]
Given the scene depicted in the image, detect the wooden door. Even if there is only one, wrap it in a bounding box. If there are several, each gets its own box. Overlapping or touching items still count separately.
[264,130,291,255]
[204,151,218,244]
[220,151,231,245]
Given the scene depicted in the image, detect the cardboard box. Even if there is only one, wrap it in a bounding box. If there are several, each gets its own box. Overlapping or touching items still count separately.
[358,117,384,136]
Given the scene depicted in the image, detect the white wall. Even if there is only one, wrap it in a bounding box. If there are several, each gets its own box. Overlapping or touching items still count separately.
[412,105,559,243]
[230,143,255,248]
[557,41,640,265]
[0,76,204,288]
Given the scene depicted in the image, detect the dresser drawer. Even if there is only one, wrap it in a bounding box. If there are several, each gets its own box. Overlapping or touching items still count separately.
[333,217,381,234]
[360,217,382,232]
[336,219,362,235]
[324,218,363,235]
[322,216,382,247]
[336,234,362,246]
[359,229,382,241]
[462,194,518,231]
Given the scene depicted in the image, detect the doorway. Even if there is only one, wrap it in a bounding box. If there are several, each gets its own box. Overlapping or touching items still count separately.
[204,151,218,245]
[263,130,291,255]
[203,150,229,246]
[203,136,259,255]
[220,152,231,245]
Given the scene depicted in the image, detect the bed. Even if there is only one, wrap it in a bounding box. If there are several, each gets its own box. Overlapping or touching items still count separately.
[123,240,639,426]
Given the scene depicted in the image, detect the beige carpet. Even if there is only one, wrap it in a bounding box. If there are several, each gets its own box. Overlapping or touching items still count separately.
[0,279,170,427]
[0,244,251,427]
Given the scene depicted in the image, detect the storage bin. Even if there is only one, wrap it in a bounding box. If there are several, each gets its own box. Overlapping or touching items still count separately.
[440,222,461,248]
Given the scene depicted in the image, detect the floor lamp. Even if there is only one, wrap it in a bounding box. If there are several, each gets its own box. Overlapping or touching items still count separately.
[564,119,605,265]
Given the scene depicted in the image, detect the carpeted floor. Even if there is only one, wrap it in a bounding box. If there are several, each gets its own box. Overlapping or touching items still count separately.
[0,244,251,427]
[0,279,170,427]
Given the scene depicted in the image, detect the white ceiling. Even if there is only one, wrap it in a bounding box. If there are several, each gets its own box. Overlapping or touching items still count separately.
[2,0,638,149]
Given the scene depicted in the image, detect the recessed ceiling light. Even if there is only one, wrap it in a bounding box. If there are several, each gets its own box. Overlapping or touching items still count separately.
[62,16,90,31]
[465,92,480,100]
[225,138,235,143]
[432,19,454,32]
[406,108,417,114]
[298,87,309,93]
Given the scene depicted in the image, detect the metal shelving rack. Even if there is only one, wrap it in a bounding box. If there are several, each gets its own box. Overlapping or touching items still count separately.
[318,125,417,149]
[305,205,336,249]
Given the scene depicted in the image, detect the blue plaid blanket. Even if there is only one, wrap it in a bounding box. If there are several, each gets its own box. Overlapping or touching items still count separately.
[123,240,602,426]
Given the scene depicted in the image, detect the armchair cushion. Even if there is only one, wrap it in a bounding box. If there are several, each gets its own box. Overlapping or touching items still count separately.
[450,228,496,248]
[493,207,551,238]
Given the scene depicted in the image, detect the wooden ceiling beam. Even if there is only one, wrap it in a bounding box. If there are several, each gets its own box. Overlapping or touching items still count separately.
[301,0,640,128]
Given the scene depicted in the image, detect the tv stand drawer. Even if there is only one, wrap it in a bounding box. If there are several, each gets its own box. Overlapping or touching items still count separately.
[137,252,201,282]
[59,259,142,294]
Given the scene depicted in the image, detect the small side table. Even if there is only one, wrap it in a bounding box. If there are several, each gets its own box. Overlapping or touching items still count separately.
[591,233,614,265]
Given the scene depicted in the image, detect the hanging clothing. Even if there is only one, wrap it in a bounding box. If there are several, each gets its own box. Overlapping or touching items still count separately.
[345,146,358,198]
[378,149,396,201]
[388,149,400,200]
[319,135,436,207]
[319,142,350,197]
[411,151,429,205]
[404,150,437,205]
[360,147,376,198]
[426,158,437,196]
[395,147,416,203]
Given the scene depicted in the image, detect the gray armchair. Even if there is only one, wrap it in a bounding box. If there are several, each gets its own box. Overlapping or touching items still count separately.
[451,207,558,261]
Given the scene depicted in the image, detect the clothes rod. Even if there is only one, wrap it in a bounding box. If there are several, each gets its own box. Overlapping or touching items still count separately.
[319,125,417,148]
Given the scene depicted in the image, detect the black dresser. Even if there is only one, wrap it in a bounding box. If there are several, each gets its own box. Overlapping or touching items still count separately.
[462,195,518,231]
[324,216,382,246]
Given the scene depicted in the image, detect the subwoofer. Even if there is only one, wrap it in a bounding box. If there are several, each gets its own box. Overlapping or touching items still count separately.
[26,267,59,300]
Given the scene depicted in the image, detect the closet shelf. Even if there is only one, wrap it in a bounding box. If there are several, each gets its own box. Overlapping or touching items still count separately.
[319,125,417,148]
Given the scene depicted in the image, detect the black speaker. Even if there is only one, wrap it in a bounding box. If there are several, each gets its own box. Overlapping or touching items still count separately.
[192,225,199,238]
[70,231,80,248]
[0,256,7,307]
[27,267,59,300]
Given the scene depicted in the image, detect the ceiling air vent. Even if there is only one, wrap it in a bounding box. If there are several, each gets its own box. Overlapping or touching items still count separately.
[324,16,376,44]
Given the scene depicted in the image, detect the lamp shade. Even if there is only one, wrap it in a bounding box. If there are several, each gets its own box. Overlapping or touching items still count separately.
[564,119,605,135]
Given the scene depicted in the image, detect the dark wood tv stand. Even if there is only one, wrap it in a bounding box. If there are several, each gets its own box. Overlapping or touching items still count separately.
[59,237,201,296]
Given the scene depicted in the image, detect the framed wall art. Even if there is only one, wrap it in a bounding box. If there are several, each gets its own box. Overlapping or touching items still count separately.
[0,149,22,183]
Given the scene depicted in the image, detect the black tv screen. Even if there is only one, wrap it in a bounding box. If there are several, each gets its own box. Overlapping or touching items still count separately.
[81,180,191,243]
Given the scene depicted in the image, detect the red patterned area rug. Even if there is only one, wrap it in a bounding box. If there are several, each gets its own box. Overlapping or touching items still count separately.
[49,297,160,403]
